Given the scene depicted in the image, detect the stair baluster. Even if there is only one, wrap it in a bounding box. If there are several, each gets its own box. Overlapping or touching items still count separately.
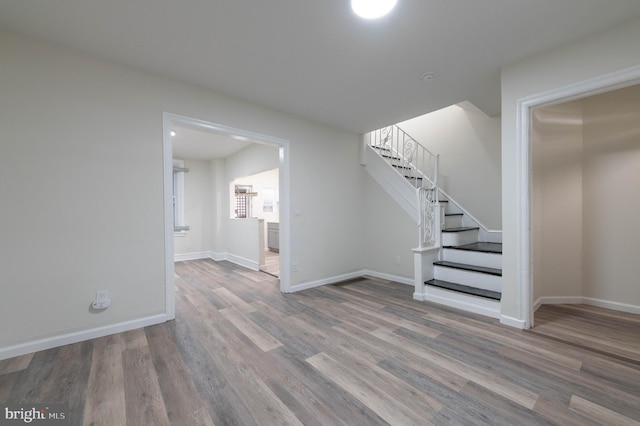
[367,125,439,247]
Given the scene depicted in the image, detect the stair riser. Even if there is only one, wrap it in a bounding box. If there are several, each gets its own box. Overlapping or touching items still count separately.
[434,267,502,293]
[419,286,501,319]
[441,229,478,246]
[441,201,460,216]
[444,215,463,228]
[442,249,502,270]
[389,160,409,169]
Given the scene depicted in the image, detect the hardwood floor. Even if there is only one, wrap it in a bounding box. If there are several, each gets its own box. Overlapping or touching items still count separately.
[260,250,279,277]
[533,304,640,363]
[1,259,639,425]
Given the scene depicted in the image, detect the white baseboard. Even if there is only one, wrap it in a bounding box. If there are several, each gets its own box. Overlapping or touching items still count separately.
[0,314,167,361]
[583,297,640,314]
[535,296,640,315]
[361,269,413,286]
[535,296,583,310]
[174,251,211,262]
[288,270,365,293]
[225,253,259,271]
[500,315,527,329]
[287,269,412,293]
[533,297,542,312]
[175,251,260,272]
[209,251,227,262]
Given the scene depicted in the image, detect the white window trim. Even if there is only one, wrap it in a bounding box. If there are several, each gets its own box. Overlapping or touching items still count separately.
[173,159,188,235]
[233,184,254,219]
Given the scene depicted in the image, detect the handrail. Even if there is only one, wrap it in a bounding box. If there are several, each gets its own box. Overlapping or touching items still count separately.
[366,124,440,247]
[366,125,438,191]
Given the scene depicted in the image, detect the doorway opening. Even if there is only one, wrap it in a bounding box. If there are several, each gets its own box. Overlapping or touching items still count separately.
[162,113,291,319]
[516,65,640,329]
[229,169,281,278]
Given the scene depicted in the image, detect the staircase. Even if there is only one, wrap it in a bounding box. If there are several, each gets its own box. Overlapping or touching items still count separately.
[423,194,502,318]
[363,125,502,319]
[434,203,502,299]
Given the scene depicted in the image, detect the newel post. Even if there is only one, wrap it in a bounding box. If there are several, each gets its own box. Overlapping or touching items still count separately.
[412,245,439,301]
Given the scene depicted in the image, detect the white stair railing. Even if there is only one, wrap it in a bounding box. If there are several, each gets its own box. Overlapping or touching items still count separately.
[367,125,439,190]
[366,125,440,247]
[418,186,441,248]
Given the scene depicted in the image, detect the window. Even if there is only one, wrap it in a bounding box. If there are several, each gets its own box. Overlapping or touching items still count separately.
[173,160,189,233]
[234,185,253,218]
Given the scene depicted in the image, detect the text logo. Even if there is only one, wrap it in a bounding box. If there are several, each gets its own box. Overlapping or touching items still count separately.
[1,405,68,425]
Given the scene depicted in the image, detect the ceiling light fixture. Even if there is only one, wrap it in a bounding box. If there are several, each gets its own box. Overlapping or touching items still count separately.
[351,0,398,19]
[420,72,436,82]
[170,131,176,137]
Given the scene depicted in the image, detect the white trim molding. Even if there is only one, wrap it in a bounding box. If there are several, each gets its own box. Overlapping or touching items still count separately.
[162,116,176,320]
[175,257,414,293]
[287,269,413,293]
[175,251,260,272]
[209,251,227,262]
[534,296,640,315]
[174,251,211,262]
[583,297,640,315]
[225,253,260,271]
[514,64,640,330]
[0,314,167,361]
[533,296,583,312]
[500,315,527,329]
[362,270,414,286]
[162,112,292,318]
[288,271,364,293]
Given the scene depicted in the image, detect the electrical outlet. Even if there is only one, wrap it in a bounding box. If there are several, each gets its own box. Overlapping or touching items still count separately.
[292,262,299,272]
[92,291,111,310]
[395,256,401,265]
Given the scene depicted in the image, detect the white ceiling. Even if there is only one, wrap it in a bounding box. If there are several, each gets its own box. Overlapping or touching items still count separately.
[2,1,640,133]
[171,125,252,160]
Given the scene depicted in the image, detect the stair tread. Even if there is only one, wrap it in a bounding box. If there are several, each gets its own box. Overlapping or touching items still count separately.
[445,213,463,216]
[371,146,402,161]
[441,227,479,233]
[434,260,502,276]
[445,242,502,254]
[426,279,501,301]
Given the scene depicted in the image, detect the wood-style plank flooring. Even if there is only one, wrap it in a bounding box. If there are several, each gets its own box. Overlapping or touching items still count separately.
[533,304,640,363]
[260,250,279,277]
[1,259,639,425]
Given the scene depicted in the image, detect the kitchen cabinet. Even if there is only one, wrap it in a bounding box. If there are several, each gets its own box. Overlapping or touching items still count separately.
[267,222,279,252]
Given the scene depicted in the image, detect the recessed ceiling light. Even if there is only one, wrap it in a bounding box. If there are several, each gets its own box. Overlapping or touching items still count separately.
[352,0,398,19]
[170,131,176,137]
